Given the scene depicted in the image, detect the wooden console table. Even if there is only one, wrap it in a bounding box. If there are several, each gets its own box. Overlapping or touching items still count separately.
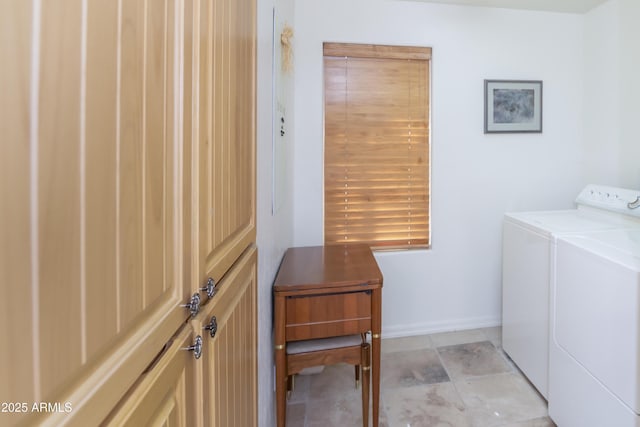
[273,244,383,426]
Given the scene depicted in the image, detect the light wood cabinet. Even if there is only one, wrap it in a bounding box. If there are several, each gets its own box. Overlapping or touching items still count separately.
[183,0,257,422]
[2,2,187,424]
[0,0,256,425]
[101,326,198,427]
[186,0,256,287]
[192,248,258,427]
[104,248,256,427]
[105,247,257,427]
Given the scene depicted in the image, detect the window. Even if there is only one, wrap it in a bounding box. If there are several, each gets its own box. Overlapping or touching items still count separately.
[323,43,431,249]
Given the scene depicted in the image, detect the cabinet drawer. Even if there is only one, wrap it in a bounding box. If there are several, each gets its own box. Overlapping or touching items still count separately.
[285,291,371,341]
[102,325,196,427]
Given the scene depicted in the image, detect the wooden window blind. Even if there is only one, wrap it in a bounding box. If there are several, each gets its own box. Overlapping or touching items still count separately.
[323,43,431,249]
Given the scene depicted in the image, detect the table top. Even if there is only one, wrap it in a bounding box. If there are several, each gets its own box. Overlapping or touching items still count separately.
[273,244,383,292]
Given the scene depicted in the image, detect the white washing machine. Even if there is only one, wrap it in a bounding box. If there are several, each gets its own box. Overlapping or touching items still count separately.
[502,185,640,400]
[550,227,640,427]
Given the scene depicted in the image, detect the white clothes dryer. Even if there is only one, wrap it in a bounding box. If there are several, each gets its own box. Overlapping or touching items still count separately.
[549,228,640,427]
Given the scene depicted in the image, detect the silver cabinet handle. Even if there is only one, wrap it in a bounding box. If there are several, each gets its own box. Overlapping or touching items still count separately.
[181,293,201,317]
[182,335,203,359]
[199,277,217,299]
[203,316,218,338]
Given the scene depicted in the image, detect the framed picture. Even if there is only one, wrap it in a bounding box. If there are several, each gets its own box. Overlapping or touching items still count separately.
[484,80,543,133]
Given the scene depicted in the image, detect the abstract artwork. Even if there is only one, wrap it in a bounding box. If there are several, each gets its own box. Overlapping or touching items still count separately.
[484,80,542,133]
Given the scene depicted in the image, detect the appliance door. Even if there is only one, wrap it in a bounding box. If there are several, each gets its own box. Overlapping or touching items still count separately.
[555,236,640,413]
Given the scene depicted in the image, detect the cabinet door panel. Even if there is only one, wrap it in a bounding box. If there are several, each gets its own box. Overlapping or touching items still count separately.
[0,1,188,425]
[102,325,198,427]
[194,0,256,286]
[84,0,119,362]
[37,0,84,396]
[0,0,35,409]
[191,247,257,427]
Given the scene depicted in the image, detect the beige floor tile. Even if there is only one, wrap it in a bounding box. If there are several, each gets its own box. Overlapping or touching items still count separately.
[305,396,361,427]
[454,373,548,427]
[383,382,470,427]
[305,395,389,427]
[288,373,311,403]
[286,402,307,427]
[431,329,488,347]
[381,348,449,388]
[307,363,362,401]
[499,416,556,427]
[438,341,512,380]
[482,326,502,348]
[382,334,433,354]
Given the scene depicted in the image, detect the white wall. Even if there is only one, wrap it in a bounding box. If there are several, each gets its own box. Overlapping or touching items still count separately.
[256,0,295,425]
[617,0,640,186]
[583,0,640,187]
[292,0,585,336]
[582,0,620,184]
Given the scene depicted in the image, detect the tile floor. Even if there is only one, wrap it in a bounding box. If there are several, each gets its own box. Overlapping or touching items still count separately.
[285,327,556,427]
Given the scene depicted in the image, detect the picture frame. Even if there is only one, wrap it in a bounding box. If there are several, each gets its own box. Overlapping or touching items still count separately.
[484,79,543,133]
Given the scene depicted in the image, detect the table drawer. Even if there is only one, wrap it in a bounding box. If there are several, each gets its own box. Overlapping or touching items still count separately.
[285,290,372,341]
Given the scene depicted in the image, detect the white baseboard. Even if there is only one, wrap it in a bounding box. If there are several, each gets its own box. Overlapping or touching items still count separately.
[381,315,502,339]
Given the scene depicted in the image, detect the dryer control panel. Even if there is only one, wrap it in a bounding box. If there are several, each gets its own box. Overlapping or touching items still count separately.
[576,185,640,218]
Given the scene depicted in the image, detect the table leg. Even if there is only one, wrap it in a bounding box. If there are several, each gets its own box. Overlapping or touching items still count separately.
[361,343,370,427]
[371,334,380,427]
[275,295,287,427]
[275,345,286,427]
[372,288,382,427]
